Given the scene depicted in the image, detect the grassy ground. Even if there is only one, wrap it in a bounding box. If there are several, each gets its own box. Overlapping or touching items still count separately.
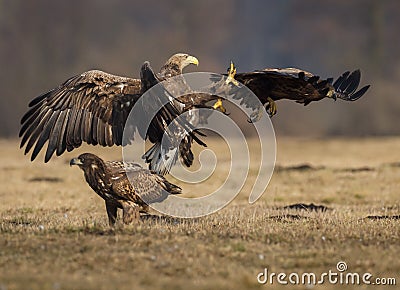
[0,137,399,290]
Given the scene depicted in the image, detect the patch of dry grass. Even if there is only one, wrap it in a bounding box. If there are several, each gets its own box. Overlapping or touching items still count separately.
[0,137,399,289]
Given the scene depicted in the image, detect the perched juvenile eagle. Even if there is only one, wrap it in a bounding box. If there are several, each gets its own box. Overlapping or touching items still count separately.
[70,153,181,225]
[19,53,204,171]
[224,63,370,118]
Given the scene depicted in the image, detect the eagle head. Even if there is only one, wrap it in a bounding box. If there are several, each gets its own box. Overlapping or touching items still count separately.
[70,153,105,172]
[163,53,199,73]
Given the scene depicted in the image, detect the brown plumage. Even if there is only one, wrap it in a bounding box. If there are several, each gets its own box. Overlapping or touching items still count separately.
[19,53,204,170]
[70,153,181,225]
[143,54,216,174]
[158,53,220,108]
[226,66,370,117]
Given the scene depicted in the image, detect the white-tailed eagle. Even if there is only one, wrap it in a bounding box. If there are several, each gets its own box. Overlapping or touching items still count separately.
[70,153,181,225]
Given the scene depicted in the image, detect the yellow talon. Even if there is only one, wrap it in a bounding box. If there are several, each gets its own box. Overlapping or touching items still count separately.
[212,98,226,113]
[248,97,277,122]
[266,97,277,117]
[225,61,239,86]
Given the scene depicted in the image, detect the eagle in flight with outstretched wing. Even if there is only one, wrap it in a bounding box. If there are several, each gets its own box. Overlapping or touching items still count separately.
[221,62,370,120]
[19,52,370,176]
[19,53,210,174]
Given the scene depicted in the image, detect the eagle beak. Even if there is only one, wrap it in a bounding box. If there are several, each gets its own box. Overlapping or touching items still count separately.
[70,158,83,167]
[187,55,199,66]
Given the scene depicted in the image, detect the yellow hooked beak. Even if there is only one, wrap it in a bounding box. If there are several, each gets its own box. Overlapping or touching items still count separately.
[186,55,199,66]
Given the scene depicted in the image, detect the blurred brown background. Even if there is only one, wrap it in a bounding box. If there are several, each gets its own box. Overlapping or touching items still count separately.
[1,0,398,137]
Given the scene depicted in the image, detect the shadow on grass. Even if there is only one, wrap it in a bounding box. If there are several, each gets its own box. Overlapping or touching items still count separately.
[335,166,375,173]
[140,213,200,224]
[275,163,377,173]
[274,164,325,172]
[266,214,310,222]
[28,177,64,183]
[280,203,330,212]
[364,215,400,220]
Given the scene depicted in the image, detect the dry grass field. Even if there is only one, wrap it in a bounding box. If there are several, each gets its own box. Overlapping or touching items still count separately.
[0,137,399,290]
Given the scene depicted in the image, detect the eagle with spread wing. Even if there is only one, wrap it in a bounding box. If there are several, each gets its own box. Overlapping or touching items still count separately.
[142,55,233,174]
[19,53,207,174]
[70,153,181,225]
[223,62,370,119]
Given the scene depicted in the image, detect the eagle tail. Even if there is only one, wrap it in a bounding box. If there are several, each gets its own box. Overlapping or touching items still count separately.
[143,142,179,175]
[333,70,370,101]
[143,134,198,175]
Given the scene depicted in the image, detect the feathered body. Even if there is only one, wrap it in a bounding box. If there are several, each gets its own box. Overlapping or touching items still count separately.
[70,153,181,225]
[143,54,215,175]
[230,67,370,110]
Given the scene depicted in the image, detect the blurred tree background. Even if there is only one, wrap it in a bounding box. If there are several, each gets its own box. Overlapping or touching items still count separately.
[1,0,399,137]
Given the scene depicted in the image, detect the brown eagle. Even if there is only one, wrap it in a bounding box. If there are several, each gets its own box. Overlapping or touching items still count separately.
[70,153,181,225]
[224,62,370,119]
[142,56,233,174]
[19,53,205,173]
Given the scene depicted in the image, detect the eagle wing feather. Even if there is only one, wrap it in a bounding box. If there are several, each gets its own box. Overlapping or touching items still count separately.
[20,70,142,162]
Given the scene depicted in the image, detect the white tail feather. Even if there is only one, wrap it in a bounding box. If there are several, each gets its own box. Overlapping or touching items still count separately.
[143,143,179,175]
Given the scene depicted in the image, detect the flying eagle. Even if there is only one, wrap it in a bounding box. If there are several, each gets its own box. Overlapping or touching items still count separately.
[19,53,206,173]
[224,62,370,119]
[142,55,235,174]
[70,153,181,225]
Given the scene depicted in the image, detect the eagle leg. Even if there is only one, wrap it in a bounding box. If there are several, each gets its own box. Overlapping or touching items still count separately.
[211,61,240,115]
[247,97,277,123]
[266,97,277,117]
[212,98,227,114]
[225,61,239,86]
[105,200,118,226]
[121,202,140,224]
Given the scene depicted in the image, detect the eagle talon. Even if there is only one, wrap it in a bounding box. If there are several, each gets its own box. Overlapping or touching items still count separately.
[225,61,239,87]
[248,97,277,122]
[266,97,277,117]
[212,98,227,114]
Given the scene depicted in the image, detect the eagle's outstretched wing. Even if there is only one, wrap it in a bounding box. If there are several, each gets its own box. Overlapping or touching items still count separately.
[19,63,199,164]
[231,67,370,108]
[19,70,142,162]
